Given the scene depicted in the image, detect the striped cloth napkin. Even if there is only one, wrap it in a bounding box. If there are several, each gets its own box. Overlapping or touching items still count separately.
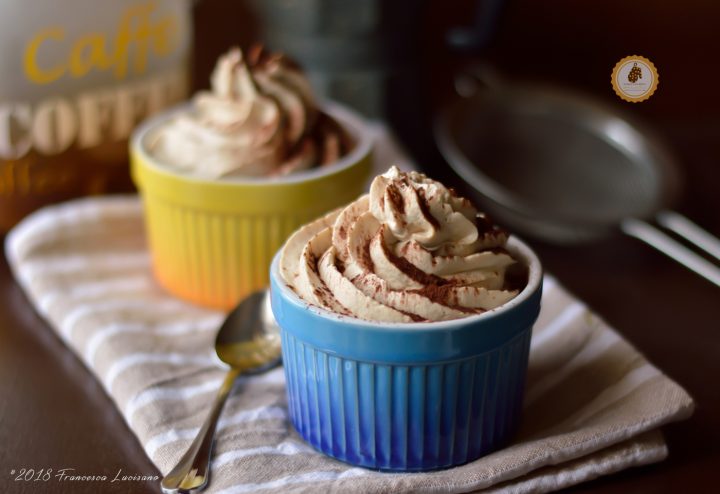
[5,196,693,494]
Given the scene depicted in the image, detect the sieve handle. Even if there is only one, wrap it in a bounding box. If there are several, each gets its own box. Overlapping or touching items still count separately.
[621,217,720,288]
[656,210,720,262]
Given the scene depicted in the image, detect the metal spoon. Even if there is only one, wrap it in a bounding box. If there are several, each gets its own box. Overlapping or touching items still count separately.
[160,291,282,494]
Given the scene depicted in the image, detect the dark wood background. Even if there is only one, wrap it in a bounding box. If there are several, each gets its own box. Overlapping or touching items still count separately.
[1,1,718,492]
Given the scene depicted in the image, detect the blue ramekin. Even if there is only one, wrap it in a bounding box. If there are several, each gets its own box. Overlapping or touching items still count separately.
[269,236,542,471]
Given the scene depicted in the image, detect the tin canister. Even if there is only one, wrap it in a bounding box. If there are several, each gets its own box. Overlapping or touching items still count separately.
[0,0,192,231]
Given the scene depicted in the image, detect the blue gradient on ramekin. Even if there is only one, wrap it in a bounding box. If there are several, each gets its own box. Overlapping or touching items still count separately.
[270,236,542,471]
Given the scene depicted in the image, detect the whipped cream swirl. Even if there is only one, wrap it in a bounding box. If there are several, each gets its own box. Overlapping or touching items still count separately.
[280,167,521,322]
[151,46,350,178]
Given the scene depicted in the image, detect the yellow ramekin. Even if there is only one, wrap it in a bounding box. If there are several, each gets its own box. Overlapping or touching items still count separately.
[130,102,373,309]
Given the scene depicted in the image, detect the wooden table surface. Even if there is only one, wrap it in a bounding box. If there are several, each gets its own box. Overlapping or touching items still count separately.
[1,1,719,493]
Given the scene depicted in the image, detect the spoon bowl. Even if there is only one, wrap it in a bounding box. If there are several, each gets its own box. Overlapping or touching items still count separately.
[215,291,282,370]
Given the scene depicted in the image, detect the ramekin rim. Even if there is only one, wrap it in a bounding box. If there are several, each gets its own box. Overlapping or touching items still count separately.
[130,100,374,186]
[270,235,543,332]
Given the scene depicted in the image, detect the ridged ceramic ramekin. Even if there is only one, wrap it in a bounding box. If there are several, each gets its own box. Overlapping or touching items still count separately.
[270,237,542,471]
[130,103,372,309]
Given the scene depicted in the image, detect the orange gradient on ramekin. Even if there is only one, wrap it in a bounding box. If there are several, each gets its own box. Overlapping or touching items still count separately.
[131,103,373,309]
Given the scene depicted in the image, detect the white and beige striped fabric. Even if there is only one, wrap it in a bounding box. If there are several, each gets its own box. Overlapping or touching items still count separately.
[6,196,694,494]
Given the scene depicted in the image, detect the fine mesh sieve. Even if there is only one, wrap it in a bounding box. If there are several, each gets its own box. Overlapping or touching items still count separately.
[435,67,720,286]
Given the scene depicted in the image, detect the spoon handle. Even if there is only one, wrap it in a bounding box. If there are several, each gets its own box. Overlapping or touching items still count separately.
[160,368,240,494]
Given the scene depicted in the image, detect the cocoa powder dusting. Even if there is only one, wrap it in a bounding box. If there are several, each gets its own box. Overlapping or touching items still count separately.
[398,310,426,323]
[476,213,507,237]
[416,188,440,229]
[312,112,354,166]
[360,240,374,270]
[410,283,476,314]
[305,252,316,269]
[246,44,268,67]
[382,241,446,286]
[386,184,405,214]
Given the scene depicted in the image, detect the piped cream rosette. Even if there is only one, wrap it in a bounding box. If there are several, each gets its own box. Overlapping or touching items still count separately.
[280,166,521,323]
[151,46,349,179]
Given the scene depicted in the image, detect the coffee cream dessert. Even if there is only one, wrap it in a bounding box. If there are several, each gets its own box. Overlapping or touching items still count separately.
[150,45,352,179]
[280,167,523,323]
